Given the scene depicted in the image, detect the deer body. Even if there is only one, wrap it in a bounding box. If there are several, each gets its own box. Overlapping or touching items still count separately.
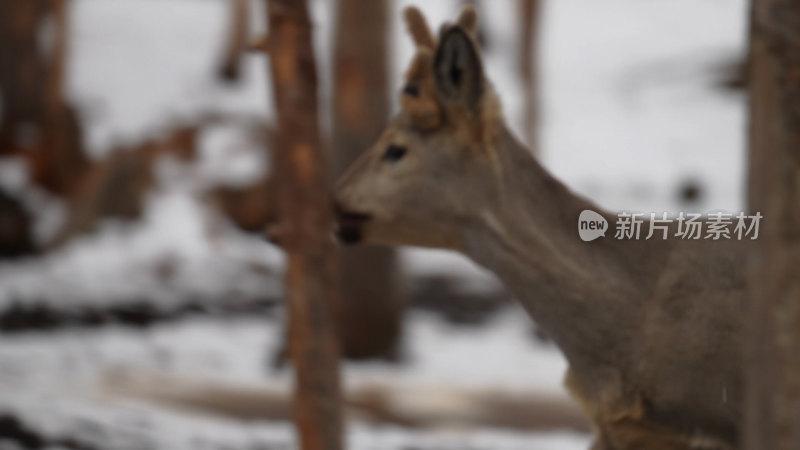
[334,8,747,449]
[460,127,747,449]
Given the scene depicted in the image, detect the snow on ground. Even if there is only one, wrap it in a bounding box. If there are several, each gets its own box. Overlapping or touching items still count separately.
[0,117,277,310]
[0,0,748,447]
[1,394,589,450]
[0,189,284,310]
[0,309,585,449]
[0,309,565,398]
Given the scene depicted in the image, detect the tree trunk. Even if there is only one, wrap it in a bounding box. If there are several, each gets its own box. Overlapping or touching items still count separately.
[218,0,249,82]
[745,1,800,449]
[0,0,87,256]
[38,0,89,198]
[0,0,87,195]
[0,0,43,256]
[332,0,403,360]
[519,0,540,153]
[264,1,343,449]
[0,0,48,153]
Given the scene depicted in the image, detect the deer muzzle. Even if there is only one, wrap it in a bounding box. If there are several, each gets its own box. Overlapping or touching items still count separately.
[333,202,372,245]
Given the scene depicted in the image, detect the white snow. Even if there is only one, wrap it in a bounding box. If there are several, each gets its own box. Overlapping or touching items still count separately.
[0,159,28,197]
[197,122,270,189]
[0,310,583,449]
[0,309,565,397]
[539,0,748,213]
[1,393,589,450]
[68,0,271,156]
[0,190,284,309]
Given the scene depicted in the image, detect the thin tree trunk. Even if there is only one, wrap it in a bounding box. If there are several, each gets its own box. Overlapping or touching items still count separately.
[0,0,43,256]
[0,0,87,195]
[332,0,403,360]
[0,0,87,255]
[0,0,47,154]
[47,0,67,126]
[264,1,343,449]
[519,0,540,154]
[745,0,800,448]
[218,0,249,82]
[39,0,88,198]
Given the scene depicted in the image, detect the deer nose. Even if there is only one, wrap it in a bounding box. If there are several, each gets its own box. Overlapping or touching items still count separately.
[332,201,371,245]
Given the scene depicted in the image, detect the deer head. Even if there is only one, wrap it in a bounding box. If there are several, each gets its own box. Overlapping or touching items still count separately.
[334,6,505,250]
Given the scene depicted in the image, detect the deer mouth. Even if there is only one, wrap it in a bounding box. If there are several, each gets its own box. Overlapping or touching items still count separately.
[334,205,372,245]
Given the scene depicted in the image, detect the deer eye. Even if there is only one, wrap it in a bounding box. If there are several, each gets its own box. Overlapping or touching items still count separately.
[382,145,407,163]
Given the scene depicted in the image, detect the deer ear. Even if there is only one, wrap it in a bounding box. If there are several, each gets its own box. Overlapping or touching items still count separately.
[456,6,478,39]
[434,27,484,109]
[404,6,436,49]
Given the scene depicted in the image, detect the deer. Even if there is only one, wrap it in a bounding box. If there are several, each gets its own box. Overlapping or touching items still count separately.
[333,6,751,450]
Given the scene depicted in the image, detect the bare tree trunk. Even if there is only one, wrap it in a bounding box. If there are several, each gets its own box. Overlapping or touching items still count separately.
[218,0,249,82]
[0,0,86,194]
[0,0,48,154]
[264,1,343,449]
[332,0,403,360]
[38,0,88,198]
[46,0,68,126]
[0,0,87,255]
[0,0,43,256]
[745,0,800,448]
[519,0,540,153]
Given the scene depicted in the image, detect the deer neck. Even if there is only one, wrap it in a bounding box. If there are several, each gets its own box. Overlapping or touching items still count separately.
[461,127,644,369]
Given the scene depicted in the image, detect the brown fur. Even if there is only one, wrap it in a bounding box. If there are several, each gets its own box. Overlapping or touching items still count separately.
[335,7,746,450]
[456,6,479,38]
[403,7,436,50]
[401,49,443,131]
